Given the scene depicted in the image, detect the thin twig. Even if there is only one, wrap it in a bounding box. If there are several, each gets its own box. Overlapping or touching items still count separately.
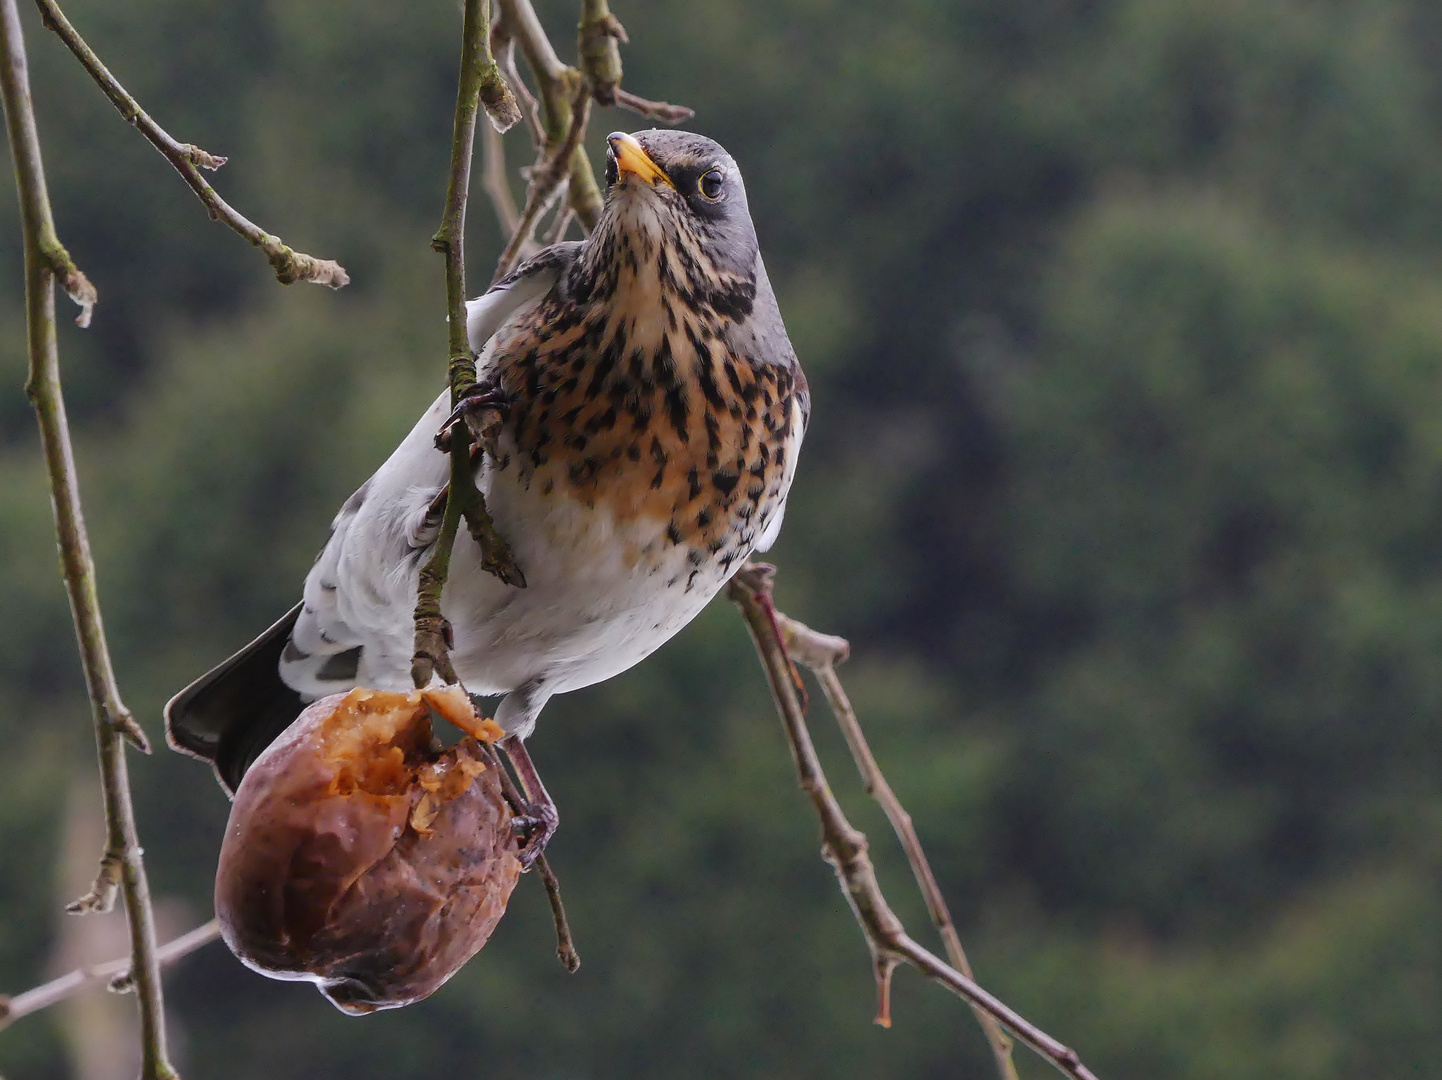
[536,856,580,972]
[493,21,545,145]
[0,920,220,1032]
[542,198,574,245]
[497,0,602,231]
[612,87,694,125]
[482,122,522,237]
[0,4,177,1076]
[33,0,348,288]
[413,0,525,689]
[727,564,1099,1080]
[780,614,1019,1080]
[483,741,580,971]
[492,77,590,282]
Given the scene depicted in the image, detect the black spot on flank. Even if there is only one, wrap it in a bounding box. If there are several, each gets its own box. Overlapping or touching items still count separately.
[696,508,713,529]
[687,466,702,500]
[712,469,740,496]
[585,406,618,434]
[666,386,689,442]
[651,466,666,489]
[627,443,642,462]
[666,522,683,545]
[687,549,705,566]
[317,647,362,681]
[651,437,669,465]
[750,458,767,478]
[542,479,555,496]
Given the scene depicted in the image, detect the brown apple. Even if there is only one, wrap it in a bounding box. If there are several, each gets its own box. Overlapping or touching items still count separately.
[214,686,521,1014]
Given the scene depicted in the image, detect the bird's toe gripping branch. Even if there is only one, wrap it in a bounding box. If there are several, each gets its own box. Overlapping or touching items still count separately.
[435,380,512,452]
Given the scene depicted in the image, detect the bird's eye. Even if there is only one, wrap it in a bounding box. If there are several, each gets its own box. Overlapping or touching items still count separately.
[698,169,724,201]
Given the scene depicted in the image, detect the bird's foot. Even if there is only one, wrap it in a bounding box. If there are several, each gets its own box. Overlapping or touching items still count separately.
[509,799,559,870]
[436,381,511,451]
[500,734,558,869]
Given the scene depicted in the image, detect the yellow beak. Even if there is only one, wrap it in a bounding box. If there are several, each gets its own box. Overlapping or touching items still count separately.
[608,132,674,188]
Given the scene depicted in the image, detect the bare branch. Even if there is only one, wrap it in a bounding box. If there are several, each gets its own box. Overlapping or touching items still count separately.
[0,3,178,1075]
[492,78,590,282]
[497,0,602,231]
[780,612,1019,1080]
[482,123,522,237]
[413,0,525,692]
[728,564,1100,1080]
[542,199,574,245]
[493,23,545,145]
[488,742,579,972]
[612,87,694,125]
[33,0,348,289]
[0,921,220,1032]
[577,0,624,105]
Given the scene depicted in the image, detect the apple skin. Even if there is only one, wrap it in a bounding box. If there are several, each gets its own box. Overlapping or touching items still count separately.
[214,688,521,1014]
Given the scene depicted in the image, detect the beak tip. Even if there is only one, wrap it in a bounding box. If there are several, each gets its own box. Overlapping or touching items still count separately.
[606,131,673,188]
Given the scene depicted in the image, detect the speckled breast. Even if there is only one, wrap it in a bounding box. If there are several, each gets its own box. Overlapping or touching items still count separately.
[486,288,802,591]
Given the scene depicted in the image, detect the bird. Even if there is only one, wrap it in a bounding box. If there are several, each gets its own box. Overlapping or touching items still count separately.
[165,130,808,862]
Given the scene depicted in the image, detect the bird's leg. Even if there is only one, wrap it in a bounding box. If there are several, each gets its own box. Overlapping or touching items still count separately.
[751,569,809,712]
[435,379,511,451]
[500,734,559,869]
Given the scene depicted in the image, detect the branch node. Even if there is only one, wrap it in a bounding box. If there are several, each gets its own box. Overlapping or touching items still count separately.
[111,707,151,753]
[479,63,523,133]
[41,243,96,327]
[264,242,351,289]
[873,954,900,1028]
[178,142,226,170]
[577,3,625,105]
[66,851,122,915]
[612,87,694,125]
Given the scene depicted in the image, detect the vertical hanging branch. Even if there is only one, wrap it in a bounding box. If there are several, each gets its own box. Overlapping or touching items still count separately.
[0,2,177,1078]
[411,0,522,690]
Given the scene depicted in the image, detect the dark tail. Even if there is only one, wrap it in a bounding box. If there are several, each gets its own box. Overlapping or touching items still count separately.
[164,604,307,795]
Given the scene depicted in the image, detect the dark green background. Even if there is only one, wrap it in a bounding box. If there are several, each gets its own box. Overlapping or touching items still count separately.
[4,0,1442,1076]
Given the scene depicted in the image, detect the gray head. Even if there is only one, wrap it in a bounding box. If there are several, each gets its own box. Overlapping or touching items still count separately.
[580,130,759,316]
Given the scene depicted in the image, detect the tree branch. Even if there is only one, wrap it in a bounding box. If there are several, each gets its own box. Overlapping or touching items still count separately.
[778,612,1019,1080]
[413,0,525,692]
[491,76,590,282]
[727,564,1100,1080]
[0,3,177,1076]
[33,0,348,288]
[0,920,220,1032]
[497,0,601,233]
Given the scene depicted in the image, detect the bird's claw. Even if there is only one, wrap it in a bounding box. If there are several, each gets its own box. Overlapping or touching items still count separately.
[436,381,511,451]
[509,800,558,870]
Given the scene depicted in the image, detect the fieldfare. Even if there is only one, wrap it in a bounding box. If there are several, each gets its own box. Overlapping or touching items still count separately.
[166,130,809,860]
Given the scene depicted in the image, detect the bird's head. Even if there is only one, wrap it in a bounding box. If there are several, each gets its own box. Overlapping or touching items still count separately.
[577,130,759,320]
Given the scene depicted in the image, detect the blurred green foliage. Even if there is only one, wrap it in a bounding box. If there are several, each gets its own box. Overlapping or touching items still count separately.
[3,0,1442,1076]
